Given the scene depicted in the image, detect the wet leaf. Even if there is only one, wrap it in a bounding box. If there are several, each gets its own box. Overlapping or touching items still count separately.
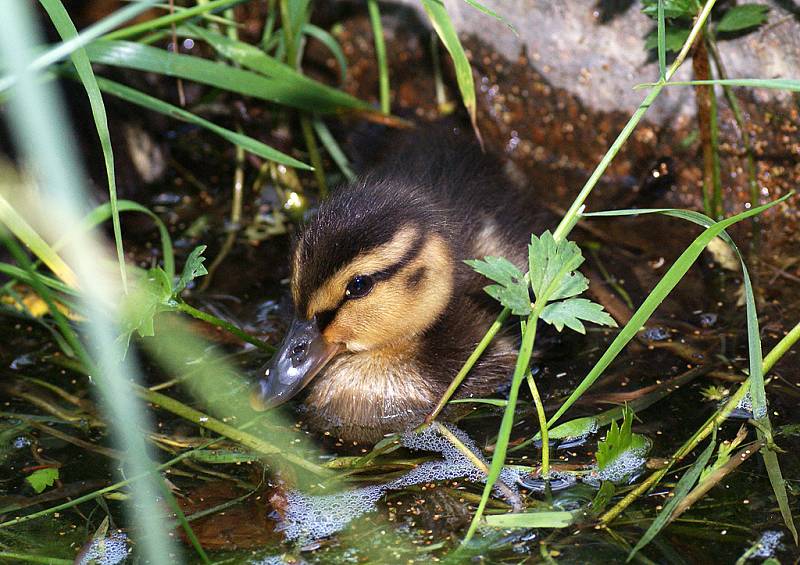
[596,407,645,471]
[26,467,59,493]
[538,416,598,441]
[717,4,769,33]
[540,298,617,334]
[465,256,531,315]
[484,510,575,528]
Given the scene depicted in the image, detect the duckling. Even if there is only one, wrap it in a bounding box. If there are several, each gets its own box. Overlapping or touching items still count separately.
[251,124,549,443]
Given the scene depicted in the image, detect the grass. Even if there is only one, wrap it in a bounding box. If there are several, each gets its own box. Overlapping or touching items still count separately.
[0,0,799,562]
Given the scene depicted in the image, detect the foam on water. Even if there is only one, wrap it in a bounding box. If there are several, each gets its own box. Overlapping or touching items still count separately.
[77,532,129,565]
[751,531,783,559]
[280,424,522,541]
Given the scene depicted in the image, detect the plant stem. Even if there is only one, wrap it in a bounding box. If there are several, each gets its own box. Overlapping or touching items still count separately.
[367,0,389,114]
[463,305,541,543]
[763,320,800,373]
[600,314,800,526]
[136,385,327,475]
[175,301,274,353]
[425,307,511,423]
[526,371,549,477]
[0,438,217,529]
[553,0,718,239]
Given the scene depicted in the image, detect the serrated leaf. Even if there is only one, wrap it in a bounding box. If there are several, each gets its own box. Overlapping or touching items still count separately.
[466,257,531,315]
[541,298,617,334]
[175,245,208,294]
[644,26,691,53]
[549,271,589,301]
[717,4,769,33]
[116,267,175,355]
[597,407,635,470]
[528,231,585,302]
[26,467,59,493]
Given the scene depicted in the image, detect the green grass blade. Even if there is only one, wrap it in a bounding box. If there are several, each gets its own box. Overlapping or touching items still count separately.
[367,0,390,113]
[461,0,518,36]
[642,78,800,91]
[0,262,78,297]
[585,201,798,541]
[40,0,127,293]
[83,39,366,113]
[0,191,78,288]
[302,23,348,84]
[103,0,248,41]
[143,27,367,112]
[627,438,716,560]
[548,194,790,428]
[657,0,666,79]
[83,72,312,171]
[484,510,575,529]
[421,0,478,135]
[76,200,175,280]
[0,0,158,93]
[312,116,356,181]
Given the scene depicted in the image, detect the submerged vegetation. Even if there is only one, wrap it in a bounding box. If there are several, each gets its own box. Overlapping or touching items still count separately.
[0,0,798,563]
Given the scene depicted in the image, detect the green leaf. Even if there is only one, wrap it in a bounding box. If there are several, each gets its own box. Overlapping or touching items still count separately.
[26,467,59,493]
[717,4,769,33]
[40,0,127,292]
[591,481,616,516]
[528,231,584,302]
[537,416,598,441]
[84,73,311,170]
[547,194,790,430]
[302,23,348,84]
[596,407,647,470]
[83,40,368,114]
[644,26,691,53]
[541,297,617,334]
[175,245,208,295]
[421,0,478,134]
[465,257,531,315]
[116,267,174,353]
[627,438,716,560]
[483,510,575,529]
[641,0,695,19]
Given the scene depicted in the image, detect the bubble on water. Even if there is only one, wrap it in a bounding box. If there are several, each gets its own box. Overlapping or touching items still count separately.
[280,424,521,541]
[281,485,385,540]
[751,530,783,559]
[77,532,129,565]
[729,393,767,420]
[251,556,304,565]
[594,448,648,485]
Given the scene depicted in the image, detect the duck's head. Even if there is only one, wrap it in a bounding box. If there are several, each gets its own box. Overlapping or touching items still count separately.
[250,179,456,411]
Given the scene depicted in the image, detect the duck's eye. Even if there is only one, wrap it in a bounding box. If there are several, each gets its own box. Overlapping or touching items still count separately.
[345,275,374,299]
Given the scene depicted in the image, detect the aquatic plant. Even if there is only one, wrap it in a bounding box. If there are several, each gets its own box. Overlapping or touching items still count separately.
[0,0,798,563]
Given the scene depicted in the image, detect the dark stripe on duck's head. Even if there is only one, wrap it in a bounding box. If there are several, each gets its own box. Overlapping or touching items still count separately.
[291,176,443,317]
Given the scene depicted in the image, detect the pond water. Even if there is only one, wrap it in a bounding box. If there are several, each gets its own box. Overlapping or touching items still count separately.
[1,2,799,564]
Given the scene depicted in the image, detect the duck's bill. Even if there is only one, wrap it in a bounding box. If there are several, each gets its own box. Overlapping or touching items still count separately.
[250,316,341,411]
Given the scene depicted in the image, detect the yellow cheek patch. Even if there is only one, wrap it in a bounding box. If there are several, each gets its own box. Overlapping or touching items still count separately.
[324,235,453,350]
[305,225,420,318]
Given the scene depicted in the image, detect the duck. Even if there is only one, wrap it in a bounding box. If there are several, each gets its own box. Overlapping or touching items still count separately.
[250,122,550,443]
